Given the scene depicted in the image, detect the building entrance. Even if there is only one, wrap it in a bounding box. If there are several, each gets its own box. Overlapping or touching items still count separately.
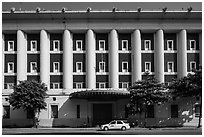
[92,103,112,126]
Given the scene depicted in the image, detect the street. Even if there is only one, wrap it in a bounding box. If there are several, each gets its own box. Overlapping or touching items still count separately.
[2,127,202,135]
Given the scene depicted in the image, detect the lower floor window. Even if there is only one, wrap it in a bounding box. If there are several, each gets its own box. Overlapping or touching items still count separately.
[171,104,178,118]
[51,105,58,118]
[3,105,10,119]
[147,105,154,118]
[195,104,201,118]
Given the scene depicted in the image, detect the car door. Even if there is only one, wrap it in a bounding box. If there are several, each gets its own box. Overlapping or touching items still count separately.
[116,121,123,129]
[109,121,116,129]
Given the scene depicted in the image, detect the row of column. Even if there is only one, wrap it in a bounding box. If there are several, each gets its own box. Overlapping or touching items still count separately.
[14,29,201,90]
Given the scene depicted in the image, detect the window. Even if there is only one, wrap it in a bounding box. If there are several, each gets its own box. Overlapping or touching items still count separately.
[122,82,129,89]
[110,121,116,124]
[144,40,151,50]
[195,105,201,118]
[7,83,14,89]
[77,105,80,118]
[167,40,173,50]
[27,109,34,119]
[190,61,196,71]
[122,40,128,51]
[53,83,60,89]
[76,40,82,51]
[53,40,60,51]
[30,40,37,51]
[122,62,128,72]
[30,62,37,73]
[76,83,83,89]
[99,40,105,51]
[8,41,14,51]
[51,105,58,118]
[167,62,174,72]
[3,106,10,119]
[190,40,196,50]
[171,105,178,118]
[8,62,14,73]
[117,121,123,124]
[99,61,105,72]
[76,62,82,72]
[145,62,151,72]
[99,83,106,89]
[53,62,60,73]
[147,105,154,118]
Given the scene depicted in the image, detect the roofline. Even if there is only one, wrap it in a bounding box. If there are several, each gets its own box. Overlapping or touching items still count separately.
[2,10,202,14]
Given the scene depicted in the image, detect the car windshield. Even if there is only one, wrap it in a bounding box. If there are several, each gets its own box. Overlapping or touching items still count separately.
[117,121,123,124]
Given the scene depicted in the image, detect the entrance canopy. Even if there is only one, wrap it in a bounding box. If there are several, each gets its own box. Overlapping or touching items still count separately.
[69,89,130,101]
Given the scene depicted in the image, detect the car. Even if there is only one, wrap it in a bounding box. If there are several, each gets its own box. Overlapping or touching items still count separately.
[100,120,130,131]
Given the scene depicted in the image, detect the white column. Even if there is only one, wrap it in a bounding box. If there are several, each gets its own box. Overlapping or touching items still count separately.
[155,29,164,83]
[109,29,119,89]
[40,30,50,88]
[199,33,202,67]
[17,30,27,82]
[63,30,73,90]
[2,34,5,87]
[131,29,142,83]
[86,29,96,89]
[178,29,187,79]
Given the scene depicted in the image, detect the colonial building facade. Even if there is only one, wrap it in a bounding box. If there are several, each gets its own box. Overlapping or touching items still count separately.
[2,8,202,127]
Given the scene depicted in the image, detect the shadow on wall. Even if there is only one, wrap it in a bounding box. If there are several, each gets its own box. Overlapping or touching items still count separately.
[52,98,88,127]
[127,97,200,128]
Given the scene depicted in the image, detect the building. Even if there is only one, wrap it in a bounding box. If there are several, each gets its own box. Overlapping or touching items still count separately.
[2,7,202,127]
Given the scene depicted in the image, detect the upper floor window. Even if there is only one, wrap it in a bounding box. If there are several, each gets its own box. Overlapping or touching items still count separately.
[190,40,196,50]
[144,40,151,50]
[53,40,60,51]
[167,62,174,72]
[8,62,14,73]
[76,83,83,89]
[52,83,60,89]
[167,40,174,50]
[76,40,83,51]
[99,61,105,72]
[30,40,37,51]
[122,62,128,72]
[99,83,106,89]
[6,83,14,89]
[145,62,151,72]
[190,61,196,71]
[122,40,128,51]
[99,40,105,51]
[53,62,60,73]
[8,41,14,51]
[122,82,129,89]
[76,62,82,72]
[30,62,37,73]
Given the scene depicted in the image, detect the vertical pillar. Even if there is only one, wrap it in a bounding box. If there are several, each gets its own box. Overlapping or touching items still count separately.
[2,34,5,88]
[109,29,119,89]
[63,30,73,90]
[155,29,164,83]
[17,30,27,82]
[178,29,187,79]
[86,29,96,89]
[131,29,142,83]
[40,30,50,88]
[199,33,202,68]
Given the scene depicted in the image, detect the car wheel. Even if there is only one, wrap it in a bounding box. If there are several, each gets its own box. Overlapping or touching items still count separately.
[121,126,126,131]
[104,126,109,131]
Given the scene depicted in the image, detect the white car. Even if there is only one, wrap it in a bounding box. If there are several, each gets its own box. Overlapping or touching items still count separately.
[100,120,130,131]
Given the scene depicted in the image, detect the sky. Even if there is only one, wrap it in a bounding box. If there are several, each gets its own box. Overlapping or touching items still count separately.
[2,1,202,11]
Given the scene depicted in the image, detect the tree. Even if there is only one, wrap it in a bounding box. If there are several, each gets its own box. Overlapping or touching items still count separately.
[9,80,48,128]
[169,69,202,128]
[128,75,170,127]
